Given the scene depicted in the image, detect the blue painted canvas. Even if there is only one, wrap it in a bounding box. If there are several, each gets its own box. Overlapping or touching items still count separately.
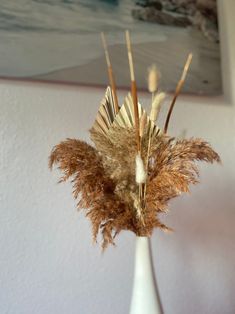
[0,0,221,94]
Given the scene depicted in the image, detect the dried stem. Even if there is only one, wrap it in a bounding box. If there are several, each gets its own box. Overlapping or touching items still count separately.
[164,53,193,134]
[143,125,154,206]
[126,30,140,152]
[101,32,119,114]
[126,30,145,224]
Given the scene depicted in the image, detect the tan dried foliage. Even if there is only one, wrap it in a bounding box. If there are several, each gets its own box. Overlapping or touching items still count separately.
[49,129,220,249]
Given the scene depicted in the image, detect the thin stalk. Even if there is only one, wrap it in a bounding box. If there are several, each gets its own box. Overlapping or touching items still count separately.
[101,32,119,114]
[142,91,155,207]
[164,53,193,133]
[143,124,154,206]
[125,30,140,152]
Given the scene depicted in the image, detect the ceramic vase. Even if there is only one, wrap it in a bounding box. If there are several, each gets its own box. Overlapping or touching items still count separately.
[130,236,163,314]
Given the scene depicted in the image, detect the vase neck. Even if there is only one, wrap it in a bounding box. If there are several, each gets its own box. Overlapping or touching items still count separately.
[130,236,163,314]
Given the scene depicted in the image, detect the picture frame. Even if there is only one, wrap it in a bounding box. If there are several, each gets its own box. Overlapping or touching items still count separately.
[0,0,233,104]
[0,0,229,97]
[217,0,235,104]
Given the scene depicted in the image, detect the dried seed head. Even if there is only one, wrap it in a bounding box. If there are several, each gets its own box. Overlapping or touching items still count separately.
[148,64,159,93]
[150,92,166,122]
[135,153,146,184]
[140,112,147,138]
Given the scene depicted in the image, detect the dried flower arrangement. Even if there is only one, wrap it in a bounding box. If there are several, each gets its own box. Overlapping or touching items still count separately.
[49,31,220,249]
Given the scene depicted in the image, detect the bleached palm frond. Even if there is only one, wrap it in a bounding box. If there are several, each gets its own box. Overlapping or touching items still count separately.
[112,93,159,136]
[91,86,116,135]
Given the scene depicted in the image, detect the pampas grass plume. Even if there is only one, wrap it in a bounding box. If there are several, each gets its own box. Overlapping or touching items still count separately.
[135,153,146,184]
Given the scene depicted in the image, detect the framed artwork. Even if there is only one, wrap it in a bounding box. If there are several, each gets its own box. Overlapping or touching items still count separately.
[0,0,221,95]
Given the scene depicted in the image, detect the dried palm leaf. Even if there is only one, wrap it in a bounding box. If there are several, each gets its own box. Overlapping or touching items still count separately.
[91,86,116,135]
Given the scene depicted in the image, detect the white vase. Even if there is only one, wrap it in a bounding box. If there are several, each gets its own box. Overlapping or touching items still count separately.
[130,236,163,314]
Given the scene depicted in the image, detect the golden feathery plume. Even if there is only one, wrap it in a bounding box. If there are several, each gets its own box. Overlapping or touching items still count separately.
[164,53,193,133]
[101,32,119,114]
[49,135,220,249]
[125,30,140,152]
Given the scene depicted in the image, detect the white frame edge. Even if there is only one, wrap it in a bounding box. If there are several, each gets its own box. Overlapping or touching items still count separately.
[174,0,235,107]
[217,0,235,105]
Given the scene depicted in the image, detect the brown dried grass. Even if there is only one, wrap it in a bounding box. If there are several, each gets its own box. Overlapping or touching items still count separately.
[49,129,220,249]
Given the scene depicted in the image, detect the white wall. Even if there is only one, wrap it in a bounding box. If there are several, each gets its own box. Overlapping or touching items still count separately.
[1,82,234,314]
[1,1,235,313]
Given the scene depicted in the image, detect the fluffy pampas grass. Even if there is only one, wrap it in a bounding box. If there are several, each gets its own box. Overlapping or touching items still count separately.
[49,128,220,248]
